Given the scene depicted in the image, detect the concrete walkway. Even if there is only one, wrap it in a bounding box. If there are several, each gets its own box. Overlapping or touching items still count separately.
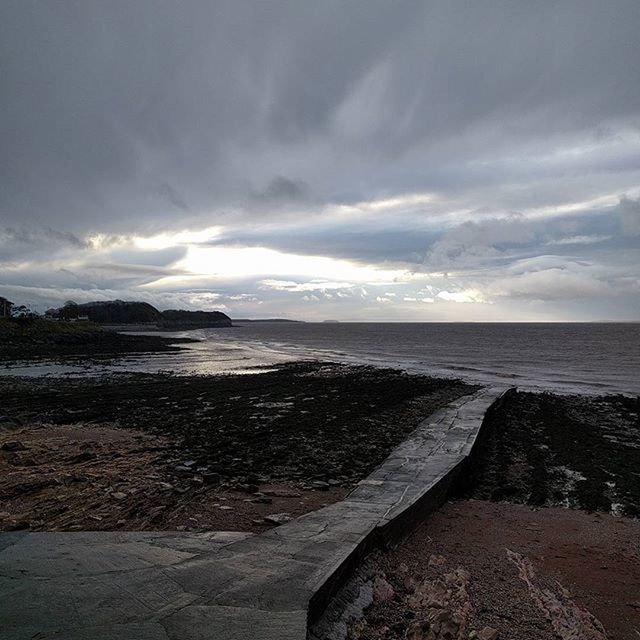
[0,387,507,640]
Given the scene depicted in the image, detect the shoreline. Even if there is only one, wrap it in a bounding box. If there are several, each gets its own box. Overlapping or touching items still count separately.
[1,355,638,638]
[0,362,475,532]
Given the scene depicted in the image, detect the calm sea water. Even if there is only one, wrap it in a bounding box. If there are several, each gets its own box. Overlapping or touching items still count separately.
[3,322,639,396]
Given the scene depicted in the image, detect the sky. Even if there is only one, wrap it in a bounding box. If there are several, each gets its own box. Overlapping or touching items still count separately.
[1,1,639,321]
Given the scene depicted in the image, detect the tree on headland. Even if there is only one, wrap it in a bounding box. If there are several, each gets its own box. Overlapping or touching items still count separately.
[10,304,38,319]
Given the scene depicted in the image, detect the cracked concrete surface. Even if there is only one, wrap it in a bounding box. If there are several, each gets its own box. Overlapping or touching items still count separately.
[0,387,507,639]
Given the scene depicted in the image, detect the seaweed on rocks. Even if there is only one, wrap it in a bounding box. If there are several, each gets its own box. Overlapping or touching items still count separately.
[0,363,477,486]
[461,389,640,517]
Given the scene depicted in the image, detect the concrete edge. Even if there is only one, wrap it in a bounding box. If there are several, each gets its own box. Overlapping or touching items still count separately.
[306,386,512,632]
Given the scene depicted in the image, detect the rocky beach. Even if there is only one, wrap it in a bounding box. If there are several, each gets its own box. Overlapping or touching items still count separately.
[1,321,638,639]
[346,388,640,640]
[0,362,475,532]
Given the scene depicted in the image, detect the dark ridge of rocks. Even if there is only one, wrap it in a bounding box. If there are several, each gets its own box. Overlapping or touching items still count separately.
[0,363,476,532]
[458,389,640,517]
[0,363,476,485]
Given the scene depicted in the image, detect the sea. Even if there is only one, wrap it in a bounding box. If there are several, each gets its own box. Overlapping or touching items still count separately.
[3,322,639,396]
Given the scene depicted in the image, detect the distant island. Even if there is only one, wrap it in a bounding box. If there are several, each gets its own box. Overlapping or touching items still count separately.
[47,300,232,330]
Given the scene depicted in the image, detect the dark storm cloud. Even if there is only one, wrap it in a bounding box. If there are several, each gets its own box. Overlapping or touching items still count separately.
[249,177,317,211]
[2,0,640,233]
[206,224,437,264]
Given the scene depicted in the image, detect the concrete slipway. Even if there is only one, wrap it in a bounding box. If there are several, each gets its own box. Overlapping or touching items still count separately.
[0,386,508,640]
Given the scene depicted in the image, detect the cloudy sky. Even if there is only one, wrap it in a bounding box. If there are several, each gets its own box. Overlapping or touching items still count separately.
[1,1,639,321]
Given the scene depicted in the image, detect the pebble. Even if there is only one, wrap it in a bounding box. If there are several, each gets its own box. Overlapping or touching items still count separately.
[263,513,293,525]
[372,575,395,604]
[263,488,301,498]
[1,441,26,452]
[111,492,127,500]
[235,483,259,494]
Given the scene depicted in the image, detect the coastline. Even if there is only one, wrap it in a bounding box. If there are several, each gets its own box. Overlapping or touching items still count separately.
[0,318,197,363]
[0,363,475,532]
[1,341,638,638]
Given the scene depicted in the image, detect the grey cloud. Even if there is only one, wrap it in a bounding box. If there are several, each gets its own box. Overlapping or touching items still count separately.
[107,246,187,267]
[249,177,315,208]
[1,226,87,249]
[208,223,437,264]
[2,1,640,233]
[158,183,190,212]
[618,195,640,235]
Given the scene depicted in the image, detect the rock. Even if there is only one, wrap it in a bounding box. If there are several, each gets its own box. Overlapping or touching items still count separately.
[310,480,330,490]
[0,416,21,431]
[14,479,58,495]
[218,505,233,511]
[111,491,127,500]
[264,513,293,525]
[372,575,395,604]
[235,483,259,494]
[263,488,301,498]
[1,441,26,452]
[428,554,447,567]
[68,451,97,463]
[477,628,499,640]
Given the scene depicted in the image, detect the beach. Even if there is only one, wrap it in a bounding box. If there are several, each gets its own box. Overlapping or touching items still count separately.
[1,327,638,638]
[0,363,474,532]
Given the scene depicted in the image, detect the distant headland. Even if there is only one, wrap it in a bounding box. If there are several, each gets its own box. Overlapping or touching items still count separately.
[46,299,232,330]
